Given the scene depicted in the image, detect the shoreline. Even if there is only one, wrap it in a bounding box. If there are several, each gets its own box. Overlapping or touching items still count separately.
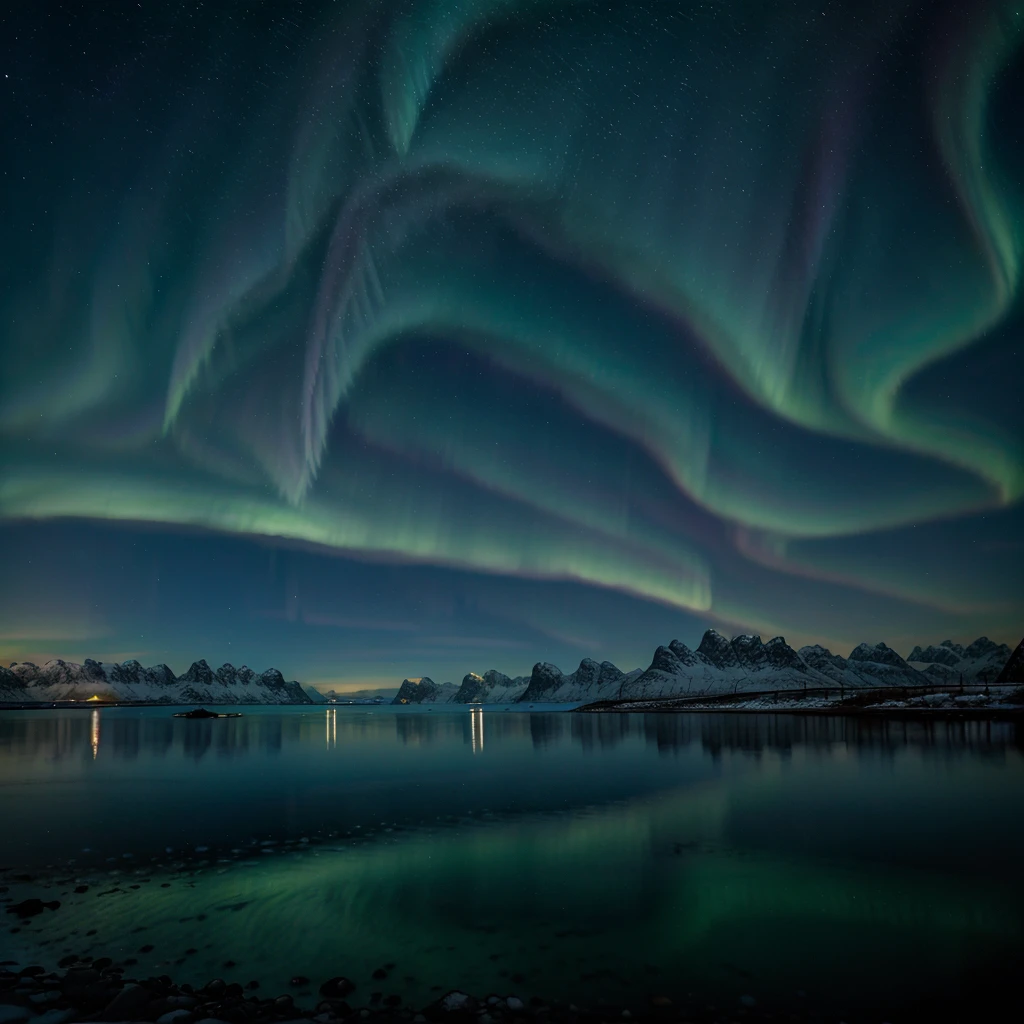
[576,704,1024,719]
[2,700,1022,721]
[2,956,1019,1024]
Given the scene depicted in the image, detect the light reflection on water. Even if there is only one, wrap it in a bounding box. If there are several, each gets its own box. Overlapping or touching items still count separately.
[0,706,1022,1016]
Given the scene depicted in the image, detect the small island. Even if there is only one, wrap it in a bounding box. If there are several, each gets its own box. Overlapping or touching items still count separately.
[172,707,243,719]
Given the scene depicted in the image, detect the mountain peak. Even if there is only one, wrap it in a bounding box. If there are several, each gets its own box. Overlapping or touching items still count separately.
[696,629,738,668]
[848,642,908,667]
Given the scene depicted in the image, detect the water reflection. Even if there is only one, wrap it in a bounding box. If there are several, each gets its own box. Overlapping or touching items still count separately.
[1,705,1022,1019]
[326,707,336,750]
[1,708,1021,763]
[470,706,484,753]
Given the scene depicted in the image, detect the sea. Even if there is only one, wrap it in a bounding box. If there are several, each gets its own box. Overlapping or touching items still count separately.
[1,705,1022,1019]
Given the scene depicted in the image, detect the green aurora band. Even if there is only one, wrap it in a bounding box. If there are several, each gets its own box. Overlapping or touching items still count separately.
[1,0,1022,649]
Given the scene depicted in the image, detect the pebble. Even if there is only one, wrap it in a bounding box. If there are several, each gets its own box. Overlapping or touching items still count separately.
[440,992,474,1012]
[318,978,354,999]
[35,1011,73,1024]
[0,1008,32,1024]
[29,991,61,1004]
[101,982,152,1020]
[156,1011,193,1024]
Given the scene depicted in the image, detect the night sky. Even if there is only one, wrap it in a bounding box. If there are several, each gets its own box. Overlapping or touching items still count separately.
[1,1,1021,691]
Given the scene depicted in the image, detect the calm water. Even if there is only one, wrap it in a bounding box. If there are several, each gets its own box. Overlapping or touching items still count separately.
[1,706,1023,1019]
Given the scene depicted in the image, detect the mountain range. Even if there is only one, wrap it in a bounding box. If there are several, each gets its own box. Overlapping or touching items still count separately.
[393,630,1018,705]
[2,632,1016,707]
[0,658,312,704]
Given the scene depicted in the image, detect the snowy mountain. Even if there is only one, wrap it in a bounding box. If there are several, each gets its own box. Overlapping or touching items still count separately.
[518,659,643,703]
[393,677,461,704]
[452,669,529,703]
[394,630,1015,706]
[619,632,831,700]
[908,638,1013,685]
[0,658,313,704]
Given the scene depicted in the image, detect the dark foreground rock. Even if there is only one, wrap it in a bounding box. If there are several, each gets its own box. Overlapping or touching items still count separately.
[4,900,59,919]
[2,959,1021,1024]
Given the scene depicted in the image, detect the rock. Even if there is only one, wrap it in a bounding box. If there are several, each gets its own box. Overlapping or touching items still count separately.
[62,967,101,987]
[5,905,59,921]
[288,977,309,988]
[29,991,61,1004]
[74,885,89,894]
[273,995,294,1012]
[202,981,226,998]
[35,1011,72,1024]
[649,996,672,1007]
[0,1007,32,1024]
[157,1011,194,1024]
[370,969,388,980]
[437,991,476,1013]
[6,900,50,918]
[318,979,354,999]
[505,997,524,1011]
[101,982,152,1020]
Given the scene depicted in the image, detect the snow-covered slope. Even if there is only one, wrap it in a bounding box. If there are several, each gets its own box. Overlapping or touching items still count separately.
[842,642,929,687]
[909,638,1013,685]
[1,658,313,704]
[619,631,829,700]
[393,677,460,704]
[451,669,529,703]
[518,659,642,703]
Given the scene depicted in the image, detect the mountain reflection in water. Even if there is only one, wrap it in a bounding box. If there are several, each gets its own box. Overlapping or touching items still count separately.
[2,706,1021,762]
[0,706,1021,1018]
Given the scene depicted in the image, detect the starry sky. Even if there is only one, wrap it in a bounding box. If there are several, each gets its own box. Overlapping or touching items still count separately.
[1,0,1021,691]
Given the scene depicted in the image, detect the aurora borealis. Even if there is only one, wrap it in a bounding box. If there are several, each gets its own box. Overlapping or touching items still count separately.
[1,0,1022,687]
